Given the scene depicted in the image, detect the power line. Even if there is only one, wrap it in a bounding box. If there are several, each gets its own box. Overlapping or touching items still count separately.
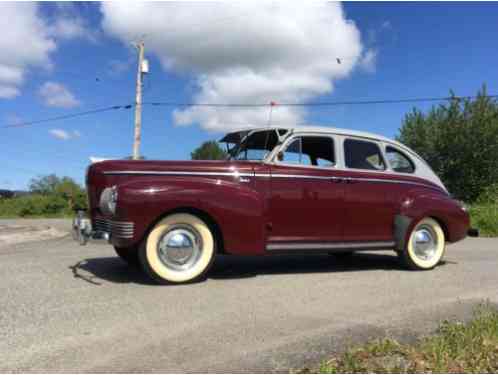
[1,104,133,129]
[144,94,498,108]
[2,94,497,130]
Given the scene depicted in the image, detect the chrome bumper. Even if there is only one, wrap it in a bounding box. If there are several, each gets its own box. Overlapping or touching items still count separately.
[72,211,110,246]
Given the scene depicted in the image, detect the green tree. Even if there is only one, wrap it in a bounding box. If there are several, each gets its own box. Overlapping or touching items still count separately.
[397,85,498,202]
[191,141,227,160]
[28,174,86,211]
[29,174,61,195]
[55,177,87,211]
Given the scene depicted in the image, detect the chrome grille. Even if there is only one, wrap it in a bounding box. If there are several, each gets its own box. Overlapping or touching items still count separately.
[93,217,134,239]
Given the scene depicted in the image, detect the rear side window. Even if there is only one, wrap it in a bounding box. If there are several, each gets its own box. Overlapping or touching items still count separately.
[344,139,385,171]
[386,146,415,173]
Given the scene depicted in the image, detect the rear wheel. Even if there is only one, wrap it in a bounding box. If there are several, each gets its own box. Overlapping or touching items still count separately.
[139,213,216,284]
[114,246,139,266]
[399,217,446,270]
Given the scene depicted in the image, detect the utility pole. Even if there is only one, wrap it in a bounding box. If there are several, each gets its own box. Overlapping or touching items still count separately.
[132,41,145,160]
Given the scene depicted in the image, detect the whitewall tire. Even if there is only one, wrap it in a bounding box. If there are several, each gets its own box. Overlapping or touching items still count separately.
[400,217,446,270]
[139,213,216,284]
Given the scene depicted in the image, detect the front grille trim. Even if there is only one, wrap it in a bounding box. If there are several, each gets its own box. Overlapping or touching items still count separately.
[93,217,134,239]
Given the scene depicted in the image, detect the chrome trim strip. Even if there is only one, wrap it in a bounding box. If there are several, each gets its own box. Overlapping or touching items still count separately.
[266,241,395,251]
[255,173,333,180]
[93,218,134,239]
[102,170,442,192]
[103,170,253,177]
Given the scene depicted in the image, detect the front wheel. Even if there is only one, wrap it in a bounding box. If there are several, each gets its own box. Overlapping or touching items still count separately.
[399,217,446,270]
[139,213,216,284]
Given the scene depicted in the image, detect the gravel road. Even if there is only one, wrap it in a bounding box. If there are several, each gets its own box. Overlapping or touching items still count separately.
[0,219,497,372]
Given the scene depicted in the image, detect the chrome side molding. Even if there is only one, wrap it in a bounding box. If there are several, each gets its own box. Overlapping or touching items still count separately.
[266,240,395,252]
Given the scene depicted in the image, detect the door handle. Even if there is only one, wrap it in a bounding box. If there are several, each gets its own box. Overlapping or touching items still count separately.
[331,177,343,183]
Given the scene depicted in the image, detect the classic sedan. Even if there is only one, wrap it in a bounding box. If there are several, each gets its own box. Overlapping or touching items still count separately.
[73,126,476,284]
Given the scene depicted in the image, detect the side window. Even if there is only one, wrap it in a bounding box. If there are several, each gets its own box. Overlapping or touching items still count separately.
[281,138,308,165]
[280,136,334,167]
[344,139,386,171]
[386,146,415,173]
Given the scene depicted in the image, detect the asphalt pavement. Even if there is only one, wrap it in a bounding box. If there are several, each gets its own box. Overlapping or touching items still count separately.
[0,219,497,372]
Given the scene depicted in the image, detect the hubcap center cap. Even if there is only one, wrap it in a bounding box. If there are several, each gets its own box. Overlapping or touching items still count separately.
[413,226,437,260]
[157,226,202,270]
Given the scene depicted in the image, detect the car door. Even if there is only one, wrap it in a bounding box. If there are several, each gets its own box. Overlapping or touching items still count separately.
[340,137,398,242]
[267,135,345,250]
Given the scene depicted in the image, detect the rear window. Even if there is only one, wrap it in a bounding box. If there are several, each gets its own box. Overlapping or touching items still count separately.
[344,139,385,171]
[386,146,415,173]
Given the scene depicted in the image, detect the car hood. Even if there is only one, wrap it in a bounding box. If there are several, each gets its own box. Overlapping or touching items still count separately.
[88,159,259,176]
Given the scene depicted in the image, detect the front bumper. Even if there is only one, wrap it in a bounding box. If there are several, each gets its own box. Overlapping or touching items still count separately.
[72,210,110,245]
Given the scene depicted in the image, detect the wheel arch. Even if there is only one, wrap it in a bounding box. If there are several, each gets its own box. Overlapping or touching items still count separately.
[394,213,449,251]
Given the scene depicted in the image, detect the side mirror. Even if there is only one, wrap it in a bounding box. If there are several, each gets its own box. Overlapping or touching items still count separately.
[277,151,284,162]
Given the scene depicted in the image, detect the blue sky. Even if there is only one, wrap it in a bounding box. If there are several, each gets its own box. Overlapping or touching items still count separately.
[1,2,497,190]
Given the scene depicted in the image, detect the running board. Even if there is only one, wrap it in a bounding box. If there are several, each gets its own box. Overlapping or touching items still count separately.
[266,241,395,253]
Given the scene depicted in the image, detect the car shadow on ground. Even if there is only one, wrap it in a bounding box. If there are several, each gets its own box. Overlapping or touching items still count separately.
[69,258,156,286]
[70,251,451,286]
[211,252,404,279]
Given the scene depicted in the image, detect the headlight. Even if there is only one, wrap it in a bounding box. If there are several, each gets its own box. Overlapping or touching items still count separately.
[99,186,118,216]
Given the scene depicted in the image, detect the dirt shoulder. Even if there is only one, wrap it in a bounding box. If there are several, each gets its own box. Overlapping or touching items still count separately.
[0,219,71,248]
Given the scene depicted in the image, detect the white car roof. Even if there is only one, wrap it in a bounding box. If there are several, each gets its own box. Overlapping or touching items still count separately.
[225,125,410,152]
[222,125,447,192]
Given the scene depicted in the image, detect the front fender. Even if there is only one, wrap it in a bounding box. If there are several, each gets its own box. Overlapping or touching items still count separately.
[113,176,266,254]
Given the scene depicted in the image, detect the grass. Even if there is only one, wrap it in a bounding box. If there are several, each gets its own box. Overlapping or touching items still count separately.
[310,303,498,373]
[469,203,498,237]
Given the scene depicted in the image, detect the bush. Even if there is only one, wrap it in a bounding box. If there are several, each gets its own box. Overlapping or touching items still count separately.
[0,194,74,218]
[469,183,498,237]
[397,86,498,203]
[0,174,87,218]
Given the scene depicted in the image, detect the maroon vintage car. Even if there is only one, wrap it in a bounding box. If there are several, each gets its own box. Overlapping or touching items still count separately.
[73,126,476,284]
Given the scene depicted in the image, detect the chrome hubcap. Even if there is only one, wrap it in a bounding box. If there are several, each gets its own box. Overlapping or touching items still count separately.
[413,225,438,261]
[157,225,202,271]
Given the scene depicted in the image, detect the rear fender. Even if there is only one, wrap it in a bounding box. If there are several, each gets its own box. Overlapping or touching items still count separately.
[395,190,469,249]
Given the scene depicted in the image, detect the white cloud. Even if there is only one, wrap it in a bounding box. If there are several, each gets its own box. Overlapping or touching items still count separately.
[46,3,99,42]
[49,129,81,140]
[39,81,80,108]
[101,2,369,132]
[49,17,90,41]
[381,20,392,30]
[359,49,378,73]
[0,86,20,99]
[0,3,56,98]
[0,3,96,99]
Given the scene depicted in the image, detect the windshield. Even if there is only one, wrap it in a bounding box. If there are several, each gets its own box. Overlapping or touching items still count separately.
[229,130,281,161]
